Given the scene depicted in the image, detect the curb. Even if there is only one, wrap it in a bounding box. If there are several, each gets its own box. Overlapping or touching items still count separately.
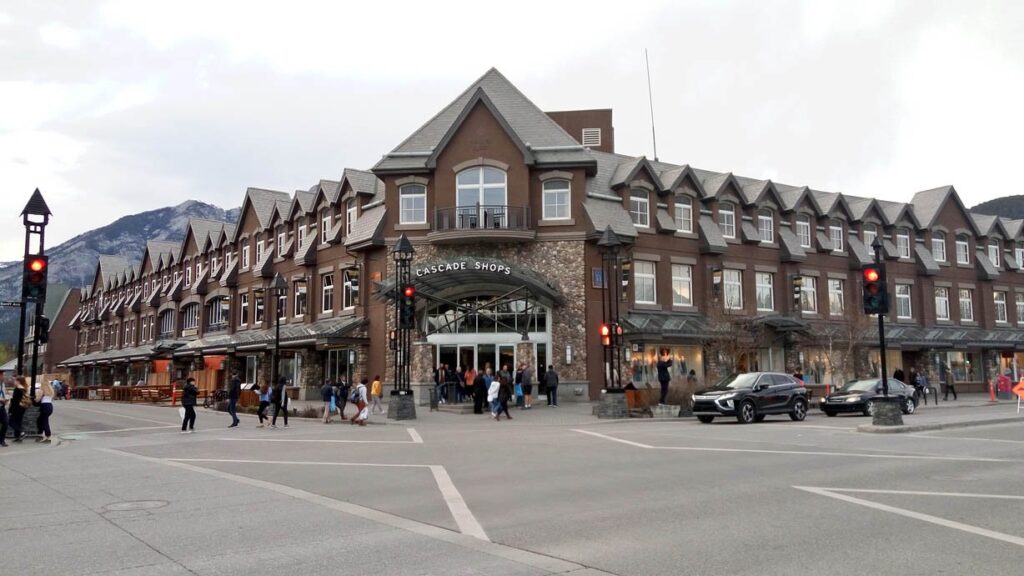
[858,416,1022,434]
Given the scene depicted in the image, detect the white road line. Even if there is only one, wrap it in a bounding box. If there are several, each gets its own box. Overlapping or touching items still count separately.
[216,438,419,444]
[814,487,1024,501]
[65,425,177,435]
[59,404,177,425]
[572,429,1013,462]
[794,486,1024,548]
[166,457,428,468]
[908,433,1024,445]
[429,466,488,541]
[407,427,424,444]
[572,429,654,448]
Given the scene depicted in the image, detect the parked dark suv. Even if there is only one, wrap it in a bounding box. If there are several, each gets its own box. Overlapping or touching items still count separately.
[691,372,809,424]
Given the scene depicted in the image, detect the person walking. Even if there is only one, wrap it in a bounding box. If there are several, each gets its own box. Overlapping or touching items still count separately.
[471,368,486,414]
[893,367,905,383]
[496,373,513,421]
[544,365,559,407]
[349,377,369,426]
[656,350,673,405]
[9,377,28,442]
[271,377,289,428]
[370,375,384,414]
[336,376,350,419]
[944,365,958,401]
[180,377,198,434]
[0,372,9,447]
[514,364,525,409]
[257,382,271,427]
[227,371,242,428]
[434,363,447,405]
[321,379,335,424]
[487,371,501,419]
[521,362,534,409]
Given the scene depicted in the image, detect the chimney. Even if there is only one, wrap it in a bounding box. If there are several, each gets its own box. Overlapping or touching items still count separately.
[545,109,614,154]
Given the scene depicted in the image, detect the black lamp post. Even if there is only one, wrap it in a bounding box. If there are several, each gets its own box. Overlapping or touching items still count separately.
[271,272,287,385]
[392,233,415,393]
[19,190,52,399]
[597,226,623,389]
[871,237,889,398]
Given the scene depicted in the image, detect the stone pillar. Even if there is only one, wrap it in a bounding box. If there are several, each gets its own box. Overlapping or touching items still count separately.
[299,349,322,400]
[516,341,535,374]
[871,397,904,426]
[388,391,417,420]
[595,389,628,418]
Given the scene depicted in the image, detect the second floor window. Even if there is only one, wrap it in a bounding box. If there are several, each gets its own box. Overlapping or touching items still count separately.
[542,180,570,220]
[895,284,912,319]
[718,203,735,239]
[863,224,878,249]
[828,278,844,316]
[671,264,692,306]
[242,244,250,269]
[935,287,950,320]
[995,291,1008,323]
[1016,245,1024,269]
[277,230,286,256]
[829,221,843,252]
[755,272,773,311]
[256,238,265,262]
[932,232,947,262]
[277,292,287,320]
[254,295,265,323]
[674,197,693,233]
[182,304,199,330]
[801,276,818,314]
[1017,295,1024,324]
[298,223,307,246]
[343,269,359,309]
[207,298,229,328]
[294,282,307,317]
[956,237,970,265]
[400,184,427,224]
[239,293,249,325]
[959,288,973,321]
[988,240,1000,268]
[184,265,192,287]
[346,200,357,236]
[796,215,812,248]
[159,310,175,337]
[724,269,743,310]
[321,273,334,313]
[896,229,911,259]
[634,261,656,304]
[629,190,650,228]
[758,210,773,243]
[321,210,332,243]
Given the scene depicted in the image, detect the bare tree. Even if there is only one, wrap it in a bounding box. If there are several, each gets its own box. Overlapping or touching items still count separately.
[811,308,873,389]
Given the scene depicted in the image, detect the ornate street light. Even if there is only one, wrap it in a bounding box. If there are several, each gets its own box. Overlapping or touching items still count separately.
[20,189,52,399]
[271,272,287,386]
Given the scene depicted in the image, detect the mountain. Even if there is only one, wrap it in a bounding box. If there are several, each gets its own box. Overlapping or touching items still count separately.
[0,200,239,346]
[971,196,1024,220]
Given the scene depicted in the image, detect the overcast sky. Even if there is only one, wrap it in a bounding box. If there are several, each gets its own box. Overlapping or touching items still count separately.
[2,0,1022,261]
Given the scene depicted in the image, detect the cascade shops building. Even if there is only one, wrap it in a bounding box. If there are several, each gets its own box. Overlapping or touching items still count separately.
[61,68,1024,400]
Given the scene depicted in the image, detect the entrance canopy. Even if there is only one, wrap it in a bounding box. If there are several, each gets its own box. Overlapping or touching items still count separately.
[377,256,564,307]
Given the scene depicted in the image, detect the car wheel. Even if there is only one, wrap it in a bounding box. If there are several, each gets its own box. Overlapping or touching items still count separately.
[754,415,766,422]
[697,415,715,424]
[864,400,876,417]
[823,410,836,417]
[789,398,808,421]
[737,401,756,424]
[902,397,916,415]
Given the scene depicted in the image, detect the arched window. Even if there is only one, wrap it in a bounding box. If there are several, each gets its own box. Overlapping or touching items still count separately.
[829,220,844,252]
[758,209,773,243]
[542,180,570,220]
[629,189,650,228]
[931,232,947,262]
[796,214,812,248]
[399,184,427,224]
[674,196,693,233]
[457,167,507,229]
[718,202,736,239]
[206,297,230,331]
[158,310,175,338]
[181,303,200,331]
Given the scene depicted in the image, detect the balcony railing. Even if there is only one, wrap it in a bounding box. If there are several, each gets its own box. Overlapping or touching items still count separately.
[432,204,531,233]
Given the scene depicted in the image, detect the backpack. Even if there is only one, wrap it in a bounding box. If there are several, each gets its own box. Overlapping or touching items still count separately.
[349,387,361,403]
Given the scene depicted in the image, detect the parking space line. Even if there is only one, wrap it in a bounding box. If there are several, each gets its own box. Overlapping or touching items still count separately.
[573,429,1013,462]
[216,438,420,444]
[166,457,427,467]
[407,428,424,444]
[429,465,487,540]
[794,486,1024,548]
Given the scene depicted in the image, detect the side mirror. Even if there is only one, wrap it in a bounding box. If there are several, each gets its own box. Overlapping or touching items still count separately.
[754,382,768,392]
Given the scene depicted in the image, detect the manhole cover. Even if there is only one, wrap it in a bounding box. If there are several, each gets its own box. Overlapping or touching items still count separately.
[103,500,168,512]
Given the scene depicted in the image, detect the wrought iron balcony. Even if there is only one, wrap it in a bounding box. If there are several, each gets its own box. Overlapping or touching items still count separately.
[428,204,535,244]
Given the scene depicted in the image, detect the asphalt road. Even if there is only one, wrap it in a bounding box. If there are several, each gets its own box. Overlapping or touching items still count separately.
[1,399,1022,575]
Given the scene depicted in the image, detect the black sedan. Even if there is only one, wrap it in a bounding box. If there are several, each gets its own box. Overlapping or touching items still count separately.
[820,378,918,417]
[691,372,809,424]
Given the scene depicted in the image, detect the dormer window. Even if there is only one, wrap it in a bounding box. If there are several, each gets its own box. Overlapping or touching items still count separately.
[674,196,693,233]
[829,220,843,252]
[541,180,570,220]
[255,236,265,263]
[987,240,1000,268]
[276,228,285,257]
[796,215,812,248]
[955,236,970,264]
[629,189,650,228]
[346,200,357,236]
[320,210,332,243]
[932,232,947,262]
[184,264,192,287]
[863,224,877,249]
[758,209,773,243]
[718,202,735,239]
[896,229,911,259]
[298,222,307,246]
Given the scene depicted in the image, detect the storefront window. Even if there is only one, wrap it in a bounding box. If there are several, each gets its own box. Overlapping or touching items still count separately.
[941,351,981,382]
[244,355,259,385]
[426,295,549,335]
[628,345,704,388]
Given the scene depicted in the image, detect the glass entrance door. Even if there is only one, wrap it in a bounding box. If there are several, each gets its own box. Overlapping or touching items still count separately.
[498,345,515,374]
[458,346,475,372]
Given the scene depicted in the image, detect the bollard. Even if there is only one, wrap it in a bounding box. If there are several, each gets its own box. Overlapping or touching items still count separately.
[988,379,996,402]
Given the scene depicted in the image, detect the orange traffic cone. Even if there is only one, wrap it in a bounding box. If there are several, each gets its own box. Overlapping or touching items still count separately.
[989,379,996,402]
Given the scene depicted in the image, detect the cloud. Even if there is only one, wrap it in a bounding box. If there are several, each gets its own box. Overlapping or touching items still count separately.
[38,21,82,49]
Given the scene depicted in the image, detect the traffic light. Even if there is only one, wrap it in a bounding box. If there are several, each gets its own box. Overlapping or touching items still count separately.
[36,315,50,344]
[862,264,888,314]
[599,323,612,347]
[23,255,48,301]
[398,285,416,329]
[613,323,624,346]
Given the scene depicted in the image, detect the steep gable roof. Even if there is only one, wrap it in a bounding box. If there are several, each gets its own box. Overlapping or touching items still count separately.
[288,189,317,219]
[239,187,290,232]
[373,68,594,173]
[183,218,225,255]
[910,185,978,234]
[658,164,705,196]
[609,156,660,190]
[340,168,385,203]
[693,169,744,201]
[876,200,916,228]
[972,212,998,237]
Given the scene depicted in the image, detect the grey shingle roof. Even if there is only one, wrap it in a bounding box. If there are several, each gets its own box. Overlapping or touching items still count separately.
[909,186,954,229]
[655,209,677,233]
[778,227,807,262]
[698,215,727,254]
[186,218,225,253]
[344,205,387,248]
[373,68,593,172]
[341,168,385,203]
[846,235,873,266]
[320,179,342,204]
[582,198,637,239]
[976,250,999,280]
[291,190,317,216]
[971,213,997,237]
[914,244,940,276]
[294,231,318,266]
[97,255,131,286]
[244,187,290,230]
[877,200,910,227]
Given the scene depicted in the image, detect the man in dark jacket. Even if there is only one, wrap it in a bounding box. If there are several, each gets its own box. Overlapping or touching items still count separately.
[227,371,242,428]
[271,377,289,428]
[544,365,559,407]
[656,351,673,405]
[181,377,198,433]
[472,370,487,414]
[336,377,350,419]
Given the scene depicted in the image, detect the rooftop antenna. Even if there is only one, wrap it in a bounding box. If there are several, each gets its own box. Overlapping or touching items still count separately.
[644,48,658,162]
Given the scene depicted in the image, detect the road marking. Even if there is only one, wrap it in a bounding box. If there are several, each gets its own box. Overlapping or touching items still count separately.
[908,433,1024,445]
[572,429,1013,462]
[60,404,176,425]
[167,457,428,468]
[429,465,487,540]
[63,425,178,435]
[215,438,420,444]
[795,486,1024,548]
[807,487,1024,501]
[407,427,424,444]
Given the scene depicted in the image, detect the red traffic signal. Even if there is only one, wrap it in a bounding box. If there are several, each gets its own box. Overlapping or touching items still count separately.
[22,255,49,301]
[599,323,611,347]
[863,267,880,283]
[28,258,46,273]
[403,286,415,298]
[861,264,888,314]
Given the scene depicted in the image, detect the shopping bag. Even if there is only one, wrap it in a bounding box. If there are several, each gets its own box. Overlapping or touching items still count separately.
[358,407,369,420]
[178,407,186,420]
[330,396,337,413]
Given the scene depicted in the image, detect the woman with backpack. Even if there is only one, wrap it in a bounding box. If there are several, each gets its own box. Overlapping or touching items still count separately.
[180,377,198,434]
[257,381,271,427]
[349,377,369,426]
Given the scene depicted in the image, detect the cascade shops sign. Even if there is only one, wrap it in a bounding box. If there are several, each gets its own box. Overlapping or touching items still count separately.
[415,259,512,278]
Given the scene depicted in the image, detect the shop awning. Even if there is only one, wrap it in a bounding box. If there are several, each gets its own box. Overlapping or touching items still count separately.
[172,316,367,356]
[621,312,710,341]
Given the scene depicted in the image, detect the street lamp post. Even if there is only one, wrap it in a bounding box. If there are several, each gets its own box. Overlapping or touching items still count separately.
[19,190,52,400]
[390,233,416,420]
[271,272,287,387]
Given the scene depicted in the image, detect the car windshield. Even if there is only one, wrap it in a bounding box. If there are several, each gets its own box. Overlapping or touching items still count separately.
[712,373,761,390]
[840,380,879,392]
